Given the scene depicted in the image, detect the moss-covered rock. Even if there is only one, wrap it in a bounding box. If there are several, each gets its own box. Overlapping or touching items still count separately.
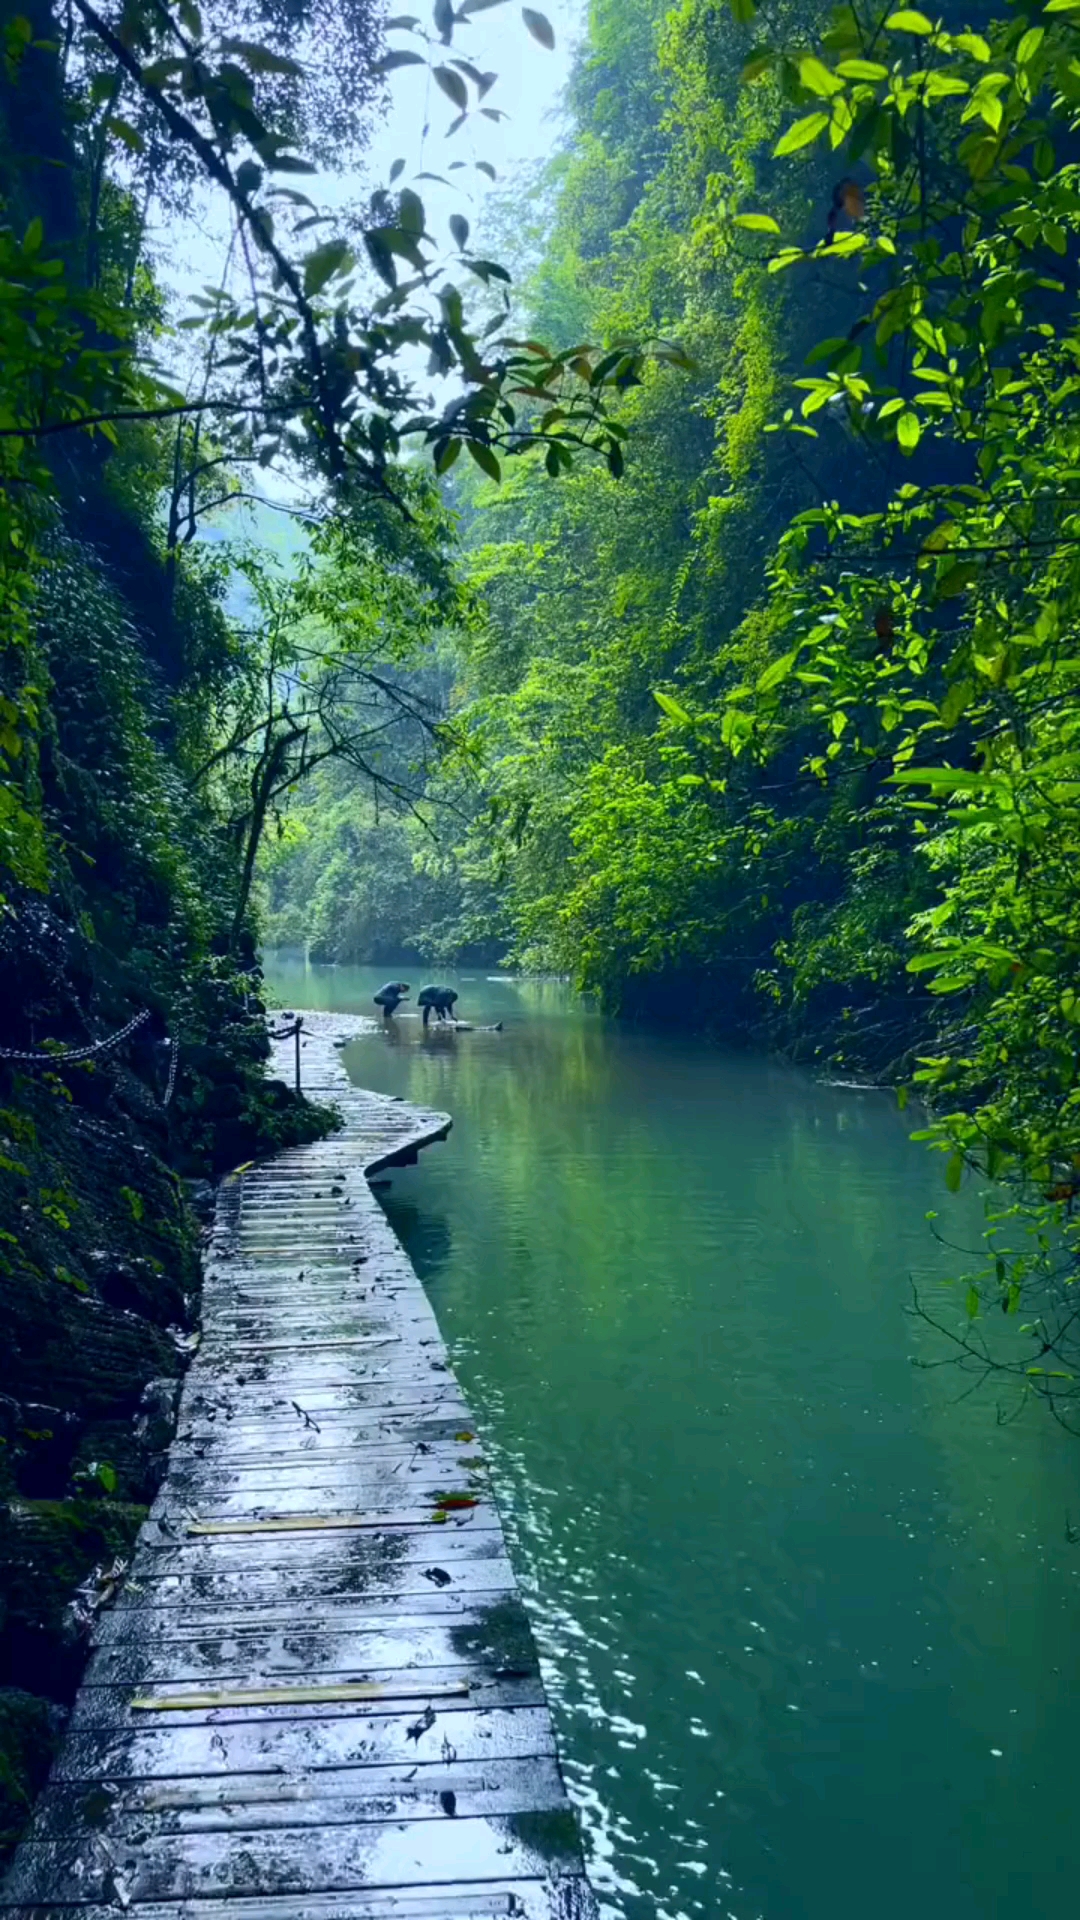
[0,1690,64,1856]
[0,1498,145,1695]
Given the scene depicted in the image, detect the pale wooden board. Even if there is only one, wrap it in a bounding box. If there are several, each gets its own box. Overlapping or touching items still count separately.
[51,1705,559,1783]
[2,1876,595,1920]
[1,1016,595,1917]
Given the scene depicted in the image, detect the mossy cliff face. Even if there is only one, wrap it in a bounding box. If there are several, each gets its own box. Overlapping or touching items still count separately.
[0,531,337,1862]
[0,962,335,1864]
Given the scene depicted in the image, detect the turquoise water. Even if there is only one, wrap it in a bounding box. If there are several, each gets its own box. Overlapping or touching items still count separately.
[265,958,1080,1920]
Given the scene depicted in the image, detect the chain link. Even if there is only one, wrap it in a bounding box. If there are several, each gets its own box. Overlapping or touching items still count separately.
[162,1036,180,1109]
[0,1007,152,1066]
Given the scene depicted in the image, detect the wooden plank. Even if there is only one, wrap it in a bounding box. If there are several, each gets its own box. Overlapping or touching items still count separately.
[2,1812,584,1905]
[91,1587,520,1646]
[30,1755,569,1834]
[1,1875,596,1919]
[109,1546,517,1611]
[163,1438,485,1479]
[67,1669,544,1732]
[52,1705,558,1782]
[130,1681,471,1713]
[88,1600,537,1687]
[1,1015,595,1919]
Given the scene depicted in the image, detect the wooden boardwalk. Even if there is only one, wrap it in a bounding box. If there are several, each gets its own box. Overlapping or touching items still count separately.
[3,1013,596,1919]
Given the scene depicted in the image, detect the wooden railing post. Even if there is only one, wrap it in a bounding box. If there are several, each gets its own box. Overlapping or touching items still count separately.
[294,1016,303,1093]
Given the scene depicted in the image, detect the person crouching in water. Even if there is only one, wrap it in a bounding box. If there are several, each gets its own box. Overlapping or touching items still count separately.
[373,981,410,1019]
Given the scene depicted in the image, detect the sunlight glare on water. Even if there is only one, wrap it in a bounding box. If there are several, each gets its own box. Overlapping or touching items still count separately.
[264,958,1080,1920]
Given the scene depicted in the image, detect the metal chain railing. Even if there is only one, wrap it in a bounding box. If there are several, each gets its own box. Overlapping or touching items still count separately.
[162,1035,180,1108]
[1,1007,286,1106]
[268,1015,304,1091]
[0,1007,152,1066]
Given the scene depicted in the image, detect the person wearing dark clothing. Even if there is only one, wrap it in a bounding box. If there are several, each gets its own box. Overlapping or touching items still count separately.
[417,985,458,1027]
[373,981,410,1018]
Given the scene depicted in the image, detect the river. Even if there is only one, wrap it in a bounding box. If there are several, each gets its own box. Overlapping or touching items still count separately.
[263,957,1080,1920]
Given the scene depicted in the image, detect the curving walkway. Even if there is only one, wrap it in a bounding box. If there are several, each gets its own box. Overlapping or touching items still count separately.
[3,1013,595,1919]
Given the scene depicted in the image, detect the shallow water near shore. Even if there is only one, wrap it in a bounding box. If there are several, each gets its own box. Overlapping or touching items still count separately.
[263,956,1080,1920]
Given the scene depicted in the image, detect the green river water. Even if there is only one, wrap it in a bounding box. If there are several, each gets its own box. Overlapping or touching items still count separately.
[263,957,1079,1920]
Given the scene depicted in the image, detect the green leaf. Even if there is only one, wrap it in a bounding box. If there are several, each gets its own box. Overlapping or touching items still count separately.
[733,212,781,233]
[434,436,462,474]
[142,55,185,85]
[376,48,427,71]
[896,409,921,453]
[466,439,502,481]
[221,39,306,78]
[303,238,350,296]
[836,58,889,79]
[236,158,263,196]
[965,1284,979,1319]
[449,212,470,249]
[891,767,989,790]
[936,561,978,597]
[522,8,555,49]
[398,187,425,233]
[946,1152,964,1193]
[938,679,974,726]
[884,10,934,31]
[742,47,775,81]
[923,73,968,98]
[433,64,468,108]
[798,55,842,96]
[728,0,757,20]
[774,112,830,156]
[1016,25,1044,61]
[756,650,797,693]
[654,690,692,724]
[106,116,145,154]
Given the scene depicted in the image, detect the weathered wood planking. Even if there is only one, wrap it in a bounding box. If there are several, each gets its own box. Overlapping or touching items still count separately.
[2,1011,595,1920]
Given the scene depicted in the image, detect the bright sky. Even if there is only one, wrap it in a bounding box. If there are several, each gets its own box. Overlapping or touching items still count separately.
[370,1,585,239]
[156,1,586,325]
[150,1,586,520]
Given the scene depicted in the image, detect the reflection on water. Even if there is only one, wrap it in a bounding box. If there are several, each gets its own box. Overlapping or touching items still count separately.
[265,956,1080,1920]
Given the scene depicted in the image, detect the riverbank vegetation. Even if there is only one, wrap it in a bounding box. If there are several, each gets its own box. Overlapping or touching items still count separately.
[268,0,1080,1423]
[5,0,1080,1860]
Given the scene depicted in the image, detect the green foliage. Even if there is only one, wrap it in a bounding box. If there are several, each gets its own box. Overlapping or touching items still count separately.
[272,0,1080,1417]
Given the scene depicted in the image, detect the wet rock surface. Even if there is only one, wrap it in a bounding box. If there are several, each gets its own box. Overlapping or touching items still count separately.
[1,1016,596,1918]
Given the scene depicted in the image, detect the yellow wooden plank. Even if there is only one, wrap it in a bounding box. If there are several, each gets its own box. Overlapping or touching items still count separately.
[186,1512,438,1535]
[229,1336,401,1355]
[131,1680,470,1712]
